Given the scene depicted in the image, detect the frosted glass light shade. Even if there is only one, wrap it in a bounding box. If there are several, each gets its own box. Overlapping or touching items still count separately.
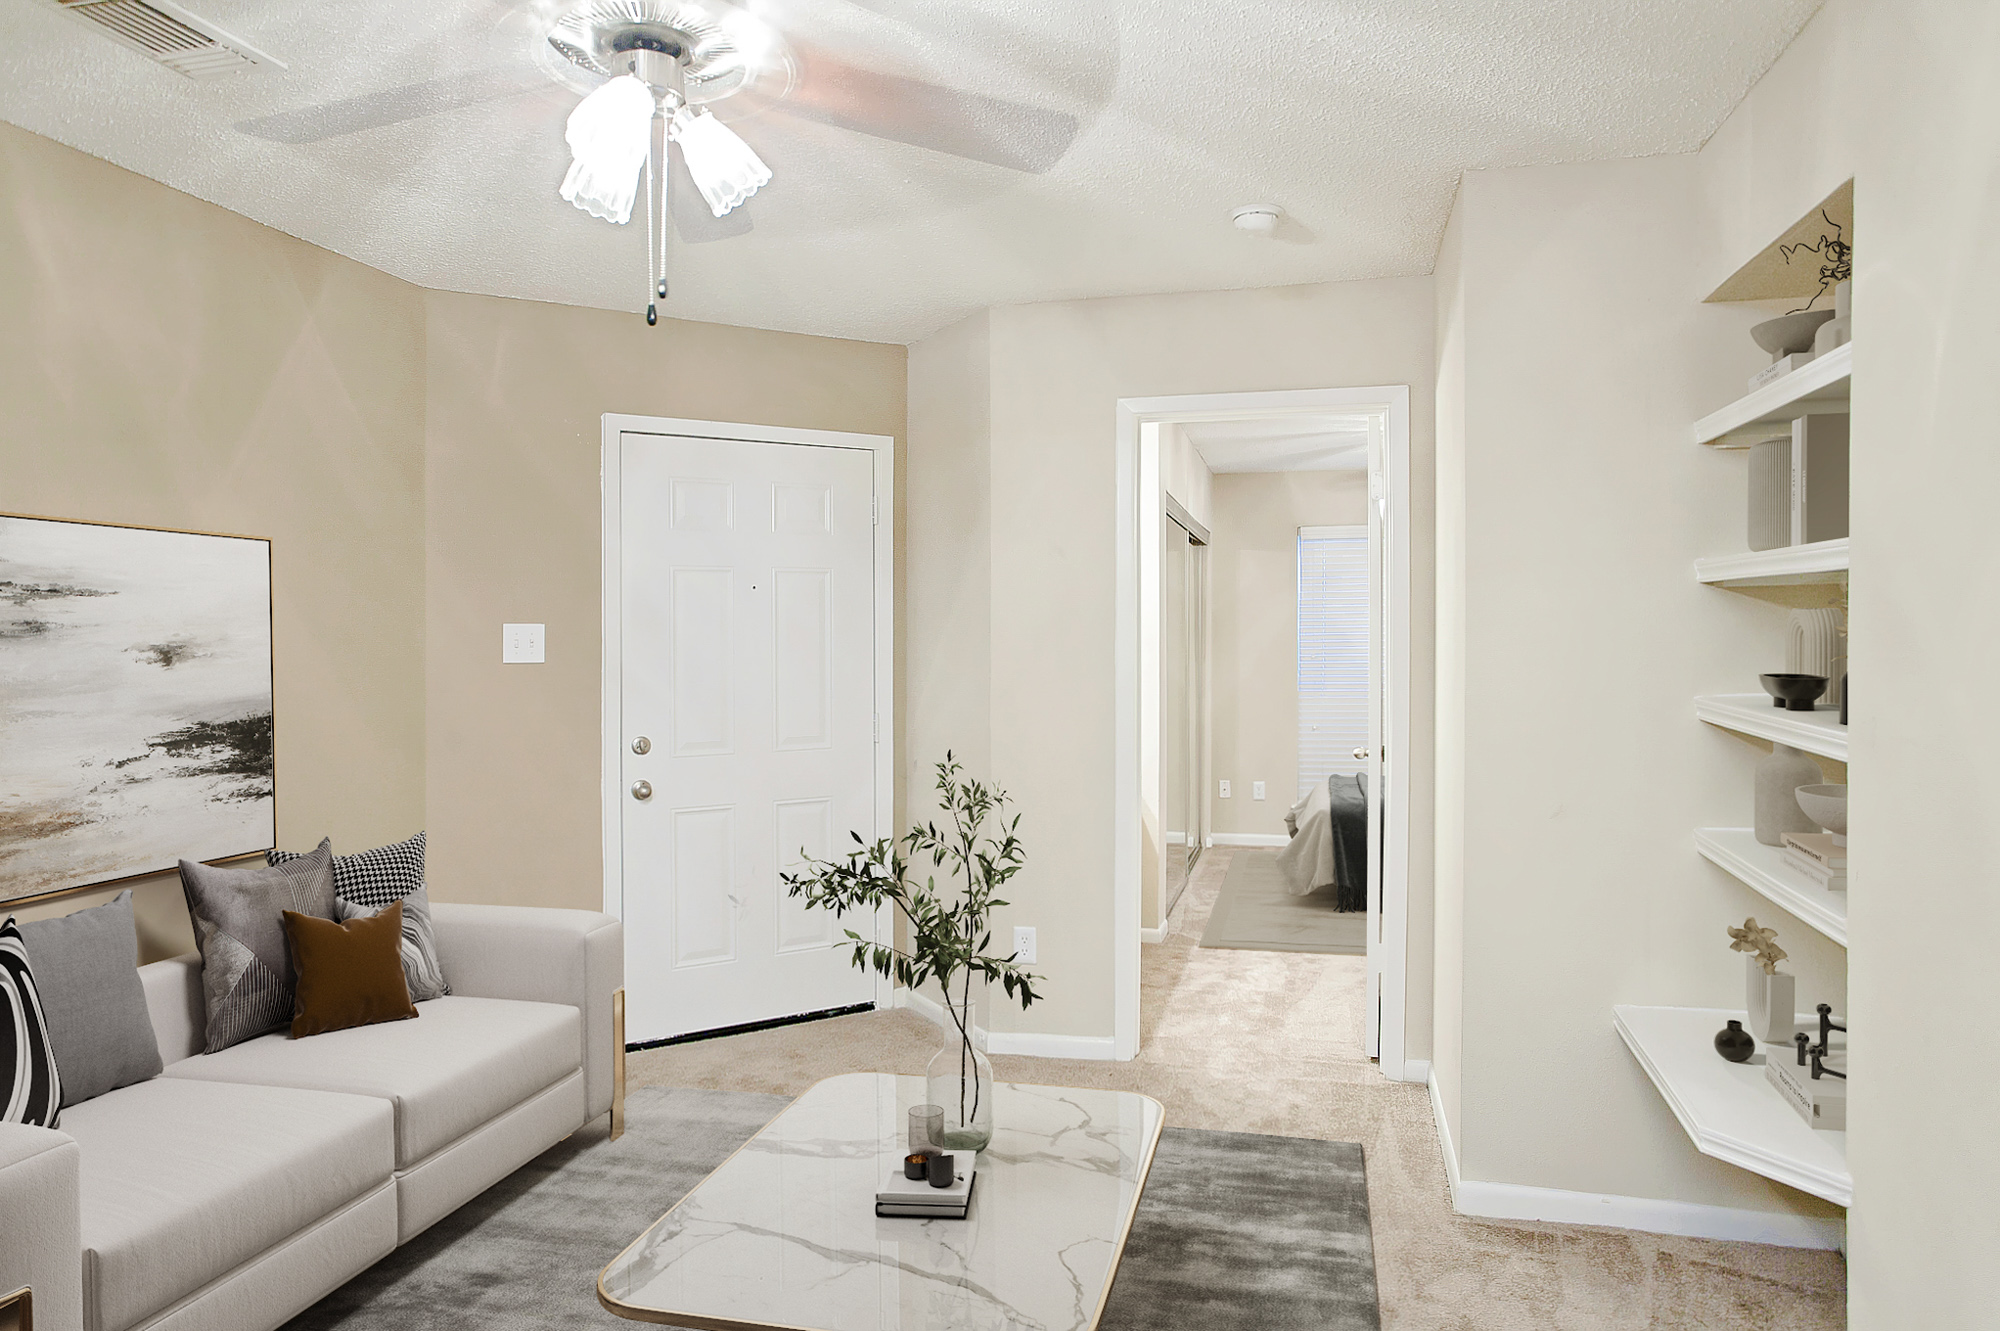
[560,75,654,224]
[671,108,771,217]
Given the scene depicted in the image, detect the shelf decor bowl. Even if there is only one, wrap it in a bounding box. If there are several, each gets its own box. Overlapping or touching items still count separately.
[1795,784,1848,844]
[1751,310,1836,357]
[1760,672,1829,711]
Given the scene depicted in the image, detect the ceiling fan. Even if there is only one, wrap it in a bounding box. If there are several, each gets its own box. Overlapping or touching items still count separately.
[234,0,1092,323]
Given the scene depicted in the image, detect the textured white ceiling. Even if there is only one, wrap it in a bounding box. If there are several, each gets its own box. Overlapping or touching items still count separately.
[1185,415,1371,473]
[0,0,1821,343]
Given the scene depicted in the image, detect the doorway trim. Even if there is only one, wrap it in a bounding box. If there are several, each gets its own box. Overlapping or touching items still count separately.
[1113,387,1414,1077]
[599,413,898,1012]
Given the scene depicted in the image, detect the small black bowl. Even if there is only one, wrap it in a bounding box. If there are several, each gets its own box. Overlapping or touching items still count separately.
[1760,673,1828,712]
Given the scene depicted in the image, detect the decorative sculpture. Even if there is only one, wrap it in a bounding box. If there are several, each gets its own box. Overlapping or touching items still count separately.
[1728,918,1788,974]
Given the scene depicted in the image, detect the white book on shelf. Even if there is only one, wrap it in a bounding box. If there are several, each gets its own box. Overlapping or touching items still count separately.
[1779,849,1847,891]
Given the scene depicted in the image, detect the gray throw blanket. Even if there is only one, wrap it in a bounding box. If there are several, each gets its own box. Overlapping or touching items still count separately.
[1328,773,1369,912]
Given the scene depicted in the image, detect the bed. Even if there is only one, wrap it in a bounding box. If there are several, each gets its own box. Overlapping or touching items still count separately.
[1277,773,1369,910]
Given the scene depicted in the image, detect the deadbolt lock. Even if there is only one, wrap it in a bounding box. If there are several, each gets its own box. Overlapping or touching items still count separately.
[631,736,652,755]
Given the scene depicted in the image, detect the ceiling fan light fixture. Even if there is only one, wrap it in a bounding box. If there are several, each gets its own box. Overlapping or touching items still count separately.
[671,107,771,217]
[559,73,657,224]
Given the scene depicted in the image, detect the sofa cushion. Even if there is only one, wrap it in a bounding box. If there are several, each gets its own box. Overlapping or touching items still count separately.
[60,1077,393,1331]
[18,891,163,1106]
[1,915,63,1126]
[283,904,417,1038]
[272,833,450,1001]
[179,843,337,1053]
[161,995,580,1169]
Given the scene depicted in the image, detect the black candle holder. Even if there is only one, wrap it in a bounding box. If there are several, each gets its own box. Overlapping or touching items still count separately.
[1791,1003,1847,1081]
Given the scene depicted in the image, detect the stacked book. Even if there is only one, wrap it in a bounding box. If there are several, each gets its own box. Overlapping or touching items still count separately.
[875,1151,976,1219]
[1781,832,1846,891]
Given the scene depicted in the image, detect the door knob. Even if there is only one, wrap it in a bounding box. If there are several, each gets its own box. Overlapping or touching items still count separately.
[631,780,653,801]
[1353,747,1371,761]
[630,736,651,755]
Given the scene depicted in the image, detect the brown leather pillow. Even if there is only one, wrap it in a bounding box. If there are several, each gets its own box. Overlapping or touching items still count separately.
[281,901,418,1039]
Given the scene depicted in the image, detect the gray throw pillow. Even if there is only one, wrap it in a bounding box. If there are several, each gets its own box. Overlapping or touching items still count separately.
[18,890,163,1104]
[271,832,449,1001]
[335,885,449,1002]
[180,840,337,1053]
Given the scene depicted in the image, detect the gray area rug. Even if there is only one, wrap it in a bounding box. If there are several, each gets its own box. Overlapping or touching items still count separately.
[1199,849,1367,955]
[286,1085,1379,1331]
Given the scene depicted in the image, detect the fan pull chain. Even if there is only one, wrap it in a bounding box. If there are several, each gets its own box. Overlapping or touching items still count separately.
[643,101,671,328]
[643,142,658,327]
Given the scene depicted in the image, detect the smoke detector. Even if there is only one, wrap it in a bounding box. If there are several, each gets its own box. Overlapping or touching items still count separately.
[1231,204,1282,236]
[49,0,282,79]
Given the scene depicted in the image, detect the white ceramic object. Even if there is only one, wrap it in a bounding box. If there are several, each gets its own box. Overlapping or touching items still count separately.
[1756,743,1822,845]
[1795,783,1848,845]
[1747,957,1797,1045]
[1786,607,1845,708]
[1813,280,1853,355]
[1752,309,1836,358]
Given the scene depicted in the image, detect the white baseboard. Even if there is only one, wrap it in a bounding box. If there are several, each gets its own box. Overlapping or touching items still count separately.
[1139,924,1171,944]
[1425,1069,1841,1250]
[1396,1058,1431,1085]
[985,1031,1119,1060]
[895,989,1118,1061]
[1209,833,1289,847]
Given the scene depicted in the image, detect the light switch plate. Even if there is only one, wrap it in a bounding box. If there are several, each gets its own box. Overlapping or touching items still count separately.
[503,623,545,664]
[1252,781,1266,801]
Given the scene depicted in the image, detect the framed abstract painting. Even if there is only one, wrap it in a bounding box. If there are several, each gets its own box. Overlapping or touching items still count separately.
[0,513,275,908]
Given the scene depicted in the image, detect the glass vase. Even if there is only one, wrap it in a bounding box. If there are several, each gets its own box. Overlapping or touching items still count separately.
[925,1000,994,1151]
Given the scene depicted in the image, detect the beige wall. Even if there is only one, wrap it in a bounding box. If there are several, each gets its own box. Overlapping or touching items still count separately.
[1432,154,1845,1227]
[1696,0,2000,1317]
[1208,471,1369,837]
[1430,3,2000,1296]
[907,276,1437,1049]
[421,292,908,912]
[0,121,427,962]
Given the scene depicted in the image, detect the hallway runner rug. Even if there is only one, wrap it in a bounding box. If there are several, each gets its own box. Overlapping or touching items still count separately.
[1198,847,1368,955]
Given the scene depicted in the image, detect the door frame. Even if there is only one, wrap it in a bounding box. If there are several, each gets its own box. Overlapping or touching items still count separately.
[1113,387,1415,1078]
[599,413,897,1015]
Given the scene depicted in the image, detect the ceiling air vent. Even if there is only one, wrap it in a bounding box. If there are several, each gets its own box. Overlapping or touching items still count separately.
[54,0,283,79]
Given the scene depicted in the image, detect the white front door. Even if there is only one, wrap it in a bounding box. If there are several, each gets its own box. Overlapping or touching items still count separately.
[617,430,879,1043]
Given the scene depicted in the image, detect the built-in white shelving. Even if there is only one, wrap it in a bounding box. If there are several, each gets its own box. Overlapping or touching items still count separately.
[1614,1005,1851,1206]
[1694,539,1849,588]
[1692,343,1852,447]
[1695,828,1847,946]
[1695,694,1847,762]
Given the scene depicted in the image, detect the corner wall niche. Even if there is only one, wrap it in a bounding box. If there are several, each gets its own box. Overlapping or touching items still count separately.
[1619,179,1855,1215]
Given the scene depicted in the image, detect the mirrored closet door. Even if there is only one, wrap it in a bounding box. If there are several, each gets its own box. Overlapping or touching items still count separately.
[1160,511,1207,916]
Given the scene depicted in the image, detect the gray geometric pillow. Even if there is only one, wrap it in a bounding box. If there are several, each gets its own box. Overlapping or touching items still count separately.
[335,886,449,1002]
[271,832,448,1000]
[179,841,337,1053]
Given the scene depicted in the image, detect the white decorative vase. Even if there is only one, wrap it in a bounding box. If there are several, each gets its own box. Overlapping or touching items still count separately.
[1746,958,1796,1045]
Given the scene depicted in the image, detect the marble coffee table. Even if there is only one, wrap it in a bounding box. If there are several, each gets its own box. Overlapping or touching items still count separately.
[598,1072,1165,1331]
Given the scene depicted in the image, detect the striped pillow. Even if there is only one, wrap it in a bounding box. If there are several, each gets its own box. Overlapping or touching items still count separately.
[271,833,449,1001]
[2,915,63,1128]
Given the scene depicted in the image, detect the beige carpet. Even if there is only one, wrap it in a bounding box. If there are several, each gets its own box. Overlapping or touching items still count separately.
[629,848,1846,1329]
[1199,847,1367,954]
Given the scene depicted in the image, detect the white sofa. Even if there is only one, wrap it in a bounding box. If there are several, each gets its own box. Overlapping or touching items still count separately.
[0,903,623,1331]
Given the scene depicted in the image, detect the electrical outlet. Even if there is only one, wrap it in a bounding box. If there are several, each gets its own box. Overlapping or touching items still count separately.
[1012,926,1037,964]
[1253,781,1266,801]
[502,623,545,664]
[1219,779,1231,799]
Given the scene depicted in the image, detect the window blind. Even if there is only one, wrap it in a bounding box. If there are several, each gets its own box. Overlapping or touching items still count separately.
[1297,527,1370,799]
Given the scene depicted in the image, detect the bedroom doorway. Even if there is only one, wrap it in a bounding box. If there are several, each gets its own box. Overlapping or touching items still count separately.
[1115,387,1414,1080]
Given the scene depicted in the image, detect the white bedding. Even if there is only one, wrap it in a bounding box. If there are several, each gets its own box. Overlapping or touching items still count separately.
[1277,782,1339,898]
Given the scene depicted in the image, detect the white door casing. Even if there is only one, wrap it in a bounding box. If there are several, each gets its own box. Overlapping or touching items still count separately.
[601,416,894,1045]
[1114,387,1412,1076]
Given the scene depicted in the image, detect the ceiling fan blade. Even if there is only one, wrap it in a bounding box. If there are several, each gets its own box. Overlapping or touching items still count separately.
[669,142,753,244]
[777,46,1078,174]
[235,70,547,145]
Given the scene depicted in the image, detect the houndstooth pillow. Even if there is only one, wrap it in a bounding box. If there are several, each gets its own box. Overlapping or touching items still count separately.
[270,833,449,1001]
